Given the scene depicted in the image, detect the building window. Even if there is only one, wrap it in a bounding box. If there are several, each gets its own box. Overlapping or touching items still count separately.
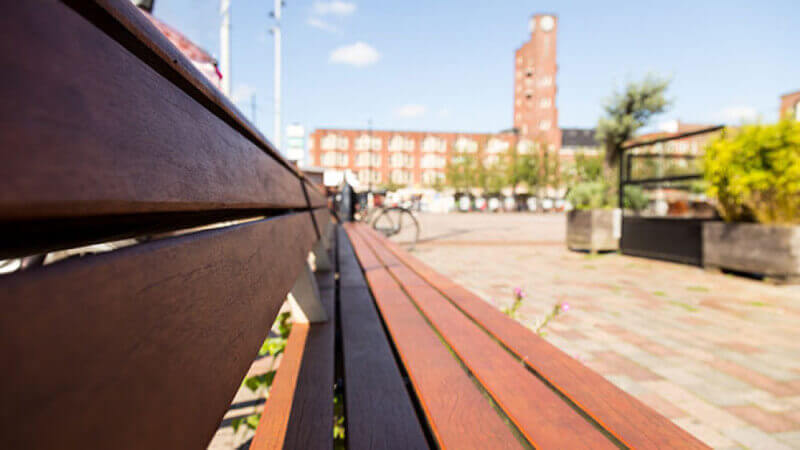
[539,120,551,131]
[487,138,509,154]
[322,152,336,166]
[371,137,382,150]
[389,136,405,152]
[540,97,551,108]
[355,134,370,151]
[454,137,478,153]
[518,139,533,154]
[336,137,349,150]
[321,134,337,150]
[422,136,444,153]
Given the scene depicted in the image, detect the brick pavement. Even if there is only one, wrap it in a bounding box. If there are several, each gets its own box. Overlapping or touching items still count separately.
[408,212,800,449]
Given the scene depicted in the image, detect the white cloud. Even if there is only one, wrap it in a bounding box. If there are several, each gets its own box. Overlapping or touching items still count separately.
[329,42,380,67]
[307,17,338,33]
[716,106,758,124]
[395,104,427,118]
[231,84,256,104]
[312,0,356,16]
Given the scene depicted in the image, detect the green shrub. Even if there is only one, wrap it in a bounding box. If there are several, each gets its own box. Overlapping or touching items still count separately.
[623,185,649,212]
[704,119,800,224]
[566,181,613,210]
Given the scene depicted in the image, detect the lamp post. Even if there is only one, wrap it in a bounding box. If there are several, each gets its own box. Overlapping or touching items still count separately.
[271,0,283,151]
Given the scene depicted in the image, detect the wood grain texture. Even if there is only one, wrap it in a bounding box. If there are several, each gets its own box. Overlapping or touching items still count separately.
[89,0,304,181]
[305,180,328,208]
[337,228,429,449]
[282,268,336,449]
[0,1,307,221]
[251,323,311,450]
[360,226,710,450]
[0,213,316,450]
[353,225,614,449]
[344,225,522,450]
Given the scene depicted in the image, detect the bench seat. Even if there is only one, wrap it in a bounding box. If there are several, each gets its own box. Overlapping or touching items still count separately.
[254,222,708,449]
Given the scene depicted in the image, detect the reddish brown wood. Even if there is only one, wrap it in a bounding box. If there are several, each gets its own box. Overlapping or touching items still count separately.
[305,180,328,208]
[251,323,311,450]
[343,224,383,271]
[0,213,316,450]
[353,225,615,449]
[281,268,336,449]
[337,228,429,448]
[360,226,710,450]
[345,227,522,449]
[90,0,305,181]
[0,1,307,221]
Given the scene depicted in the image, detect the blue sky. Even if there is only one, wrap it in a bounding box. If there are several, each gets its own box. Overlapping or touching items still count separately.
[153,0,799,151]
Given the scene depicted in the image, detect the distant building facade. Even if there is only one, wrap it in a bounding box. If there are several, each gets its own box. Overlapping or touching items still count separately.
[309,129,527,187]
[514,14,560,150]
[309,13,599,189]
[780,90,800,120]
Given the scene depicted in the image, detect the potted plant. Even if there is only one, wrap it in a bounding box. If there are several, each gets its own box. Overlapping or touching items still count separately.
[566,181,620,252]
[702,119,800,283]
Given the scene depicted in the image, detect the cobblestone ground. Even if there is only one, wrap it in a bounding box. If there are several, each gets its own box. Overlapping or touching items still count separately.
[408,212,800,450]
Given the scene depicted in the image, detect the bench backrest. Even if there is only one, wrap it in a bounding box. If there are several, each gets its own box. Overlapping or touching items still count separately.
[0,1,326,448]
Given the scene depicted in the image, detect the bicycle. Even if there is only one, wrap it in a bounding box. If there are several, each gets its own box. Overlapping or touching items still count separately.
[356,197,420,250]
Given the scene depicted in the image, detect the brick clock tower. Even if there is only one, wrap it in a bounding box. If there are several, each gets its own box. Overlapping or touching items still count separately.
[514,14,560,150]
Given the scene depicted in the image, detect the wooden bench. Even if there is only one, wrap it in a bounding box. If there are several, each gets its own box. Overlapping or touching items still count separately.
[2,1,708,449]
[0,1,329,449]
[253,222,709,449]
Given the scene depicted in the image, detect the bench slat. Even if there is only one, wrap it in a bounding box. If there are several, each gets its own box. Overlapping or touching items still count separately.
[337,228,429,448]
[0,1,307,221]
[353,225,615,449]
[282,270,336,449]
[253,268,335,450]
[344,225,522,449]
[91,0,303,181]
[360,226,709,450]
[0,213,316,450]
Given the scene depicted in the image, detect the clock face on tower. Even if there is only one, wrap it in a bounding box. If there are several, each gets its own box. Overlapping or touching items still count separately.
[540,16,554,32]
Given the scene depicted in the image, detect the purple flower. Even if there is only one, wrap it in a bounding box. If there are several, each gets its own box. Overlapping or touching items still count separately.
[560,302,571,312]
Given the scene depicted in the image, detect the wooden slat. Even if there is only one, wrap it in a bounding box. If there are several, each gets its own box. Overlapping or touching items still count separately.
[353,225,614,449]
[0,213,316,450]
[90,0,304,181]
[0,1,307,221]
[282,269,336,449]
[337,228,429,448]
[361,226,710,449]
[250,323,311,450]
[253,248,335,450]
[344,224,522,449]
[305,180,328,208]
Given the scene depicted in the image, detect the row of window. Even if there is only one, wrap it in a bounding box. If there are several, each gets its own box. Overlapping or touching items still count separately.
[514,115,552,131]
[516,96,552,108]
[321,152,448,169]
[318,134,480,153]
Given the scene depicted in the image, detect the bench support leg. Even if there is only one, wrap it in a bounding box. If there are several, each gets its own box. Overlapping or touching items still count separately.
[288,262,328,323]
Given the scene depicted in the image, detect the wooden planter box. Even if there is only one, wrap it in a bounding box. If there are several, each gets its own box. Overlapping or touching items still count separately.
[703,222,800,283]
[566,209,621,253]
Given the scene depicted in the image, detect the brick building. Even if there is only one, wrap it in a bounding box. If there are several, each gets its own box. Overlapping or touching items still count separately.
[309,13,588,189]
[514,14,560,149]
[780,90,800,120]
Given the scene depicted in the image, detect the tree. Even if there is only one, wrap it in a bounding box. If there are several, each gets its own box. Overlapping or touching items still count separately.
[596,74,671,167]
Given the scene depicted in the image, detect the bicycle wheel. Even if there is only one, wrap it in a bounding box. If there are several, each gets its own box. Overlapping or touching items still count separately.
[372,207,420,250]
